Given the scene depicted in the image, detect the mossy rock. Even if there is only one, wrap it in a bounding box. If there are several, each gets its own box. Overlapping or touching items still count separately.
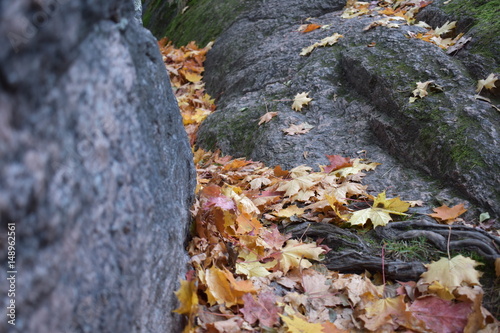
[143,0,247,46]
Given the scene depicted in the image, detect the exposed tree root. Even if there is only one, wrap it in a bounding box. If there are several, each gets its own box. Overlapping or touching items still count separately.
[284,221,500,282]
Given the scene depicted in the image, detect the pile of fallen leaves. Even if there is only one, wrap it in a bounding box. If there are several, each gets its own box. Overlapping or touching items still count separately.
[158,8,499,332]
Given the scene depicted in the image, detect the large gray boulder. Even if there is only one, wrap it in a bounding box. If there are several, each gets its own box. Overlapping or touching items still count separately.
[195,0,499,217]
[0,1,195,332]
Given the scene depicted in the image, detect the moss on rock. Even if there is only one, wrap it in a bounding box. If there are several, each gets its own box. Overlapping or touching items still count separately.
[144,0,247,46]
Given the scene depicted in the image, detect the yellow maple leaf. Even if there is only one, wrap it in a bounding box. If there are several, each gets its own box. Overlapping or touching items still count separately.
[281,315,325,333]
[420,255,483,291]
[292,92,312,111]
[279,239,325,273]
[373,191,410,213]
[236,251,276,278]
[333,158,380,178]
[274,204,306,218]
[173,279,199,315]
[476,73,498,93]
[348,191,409,228]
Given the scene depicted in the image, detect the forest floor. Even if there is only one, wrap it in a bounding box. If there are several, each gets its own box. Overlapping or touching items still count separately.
[158,30,499,333]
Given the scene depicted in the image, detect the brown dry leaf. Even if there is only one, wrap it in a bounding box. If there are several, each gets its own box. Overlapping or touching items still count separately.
[292,92,313,111]
[283,123,314,136]
[428,203,467,223]
[496,258,500,277]
[300,33,343,56]
[321,321,348,333]
[258,111,278,125]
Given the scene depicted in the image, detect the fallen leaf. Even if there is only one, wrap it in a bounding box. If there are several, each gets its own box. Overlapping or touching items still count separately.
[323,154,353,173]
[348,191,409,228]
[205,266,255,307]
[408,296,472,333]
[173,279,199,315]
[409,80,443,103]
[292,92,312,111]
[476,73,498,93]
[300,33,343,56]
[434,21,456,36]
[236,251,275,278]
[281,315,325,333]
[240,291,280,327]
[361,295,408,331]
[428,203,467,223]
[321,321,348,333]
[258,111,278,125]
[420,255,482,291]
[278,239,325,273]
[274,204,306,218]
[283,123,314,136]
[301,23,321,33]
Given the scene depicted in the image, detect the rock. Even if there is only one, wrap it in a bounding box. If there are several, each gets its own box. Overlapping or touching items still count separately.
[0,1,195,332]
[143,0,248,46]
[192,0,499,217]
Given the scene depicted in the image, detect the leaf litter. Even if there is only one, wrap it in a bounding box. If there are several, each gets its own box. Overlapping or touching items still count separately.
[158,3,500,329]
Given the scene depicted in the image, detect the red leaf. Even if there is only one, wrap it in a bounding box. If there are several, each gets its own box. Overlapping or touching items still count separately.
[240,291,280,327]
[324,155,353,173]
[409,296,472,333]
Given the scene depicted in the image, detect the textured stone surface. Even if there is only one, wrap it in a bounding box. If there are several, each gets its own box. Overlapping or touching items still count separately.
[0,1,195,332]
[194,0,499,217]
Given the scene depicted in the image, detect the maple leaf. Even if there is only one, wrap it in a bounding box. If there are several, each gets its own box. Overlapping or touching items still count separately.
[259,224,291,250]
[348,191,409,228]
[283,122,314,135]
[361,295,408,331]
[300,33,343,56]
[433,21,456,36]
[236,211,263,234]
[323,154,352,173]
[300,23,321,33]
[277,174,317,197]
[281,315,325,333]
[240,291,280,327]
[274,204,306,218]
[321,321,348,333]
[278,239,325,273]
[333,158,380,178]
[292,92,312,111]
[408,296,472,333]
[236,251,276,278]
[476,73,498,93]
[428,203,467,224]
[420,255,482,291]
[173,278,199,315]
[205,266,255,307]
[409,80,443,103]
[258,111,278,125]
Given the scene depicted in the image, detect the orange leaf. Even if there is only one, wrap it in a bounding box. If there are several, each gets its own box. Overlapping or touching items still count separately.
[302,23,321,33]
[428,203,467,223]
